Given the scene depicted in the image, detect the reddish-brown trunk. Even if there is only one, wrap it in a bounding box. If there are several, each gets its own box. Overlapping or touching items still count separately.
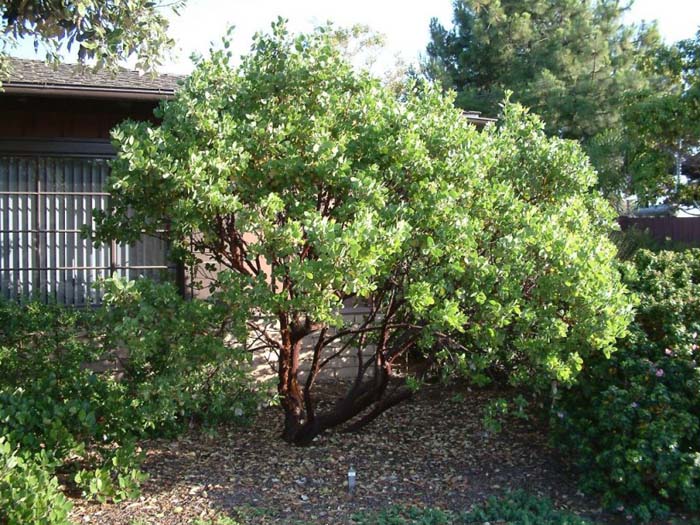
[278,314,305,443]
[276,312,418,445]
[281,364,398,445]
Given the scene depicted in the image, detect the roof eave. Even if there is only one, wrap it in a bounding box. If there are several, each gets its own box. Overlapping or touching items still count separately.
[466,116,497,126]
[1,83,175,101]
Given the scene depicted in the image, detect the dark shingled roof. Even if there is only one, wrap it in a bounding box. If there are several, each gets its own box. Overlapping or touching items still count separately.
[2,57,181,99]
[2,58,496,124]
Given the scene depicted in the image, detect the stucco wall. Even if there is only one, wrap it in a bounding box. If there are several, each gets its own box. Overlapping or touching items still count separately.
[246,305,374,383]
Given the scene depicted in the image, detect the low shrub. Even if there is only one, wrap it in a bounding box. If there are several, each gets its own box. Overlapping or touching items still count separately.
[0,277,260,514]
[462,491,592,524]
[0,297,141,504]
[97,277,260,431]
[0,437,72,525]
[480,394,530,434]
[553,249,700,521]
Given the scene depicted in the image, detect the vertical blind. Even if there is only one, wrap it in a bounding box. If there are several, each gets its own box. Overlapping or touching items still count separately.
[0,156,173,306]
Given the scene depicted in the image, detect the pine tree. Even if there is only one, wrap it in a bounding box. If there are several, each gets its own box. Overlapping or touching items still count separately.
[425,0,663,195]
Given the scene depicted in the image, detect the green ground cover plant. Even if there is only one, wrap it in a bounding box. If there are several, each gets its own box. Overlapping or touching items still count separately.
[0,437,72,525]
[352,491,593,524]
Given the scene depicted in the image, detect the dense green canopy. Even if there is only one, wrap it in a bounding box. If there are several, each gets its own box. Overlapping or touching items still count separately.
[622,31,700,205]
[93,21,632,443]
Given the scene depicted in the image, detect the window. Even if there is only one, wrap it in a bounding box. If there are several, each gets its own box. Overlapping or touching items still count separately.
[0,154,175,305]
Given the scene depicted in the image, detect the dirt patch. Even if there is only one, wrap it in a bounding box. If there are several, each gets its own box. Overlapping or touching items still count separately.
[67,385,645,524]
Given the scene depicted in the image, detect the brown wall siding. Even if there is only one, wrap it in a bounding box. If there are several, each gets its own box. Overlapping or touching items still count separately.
[0,95,158,140]
[619,217,700,247]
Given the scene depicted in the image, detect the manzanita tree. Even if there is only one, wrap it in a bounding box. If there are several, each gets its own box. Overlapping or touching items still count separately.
[92,21,632,445]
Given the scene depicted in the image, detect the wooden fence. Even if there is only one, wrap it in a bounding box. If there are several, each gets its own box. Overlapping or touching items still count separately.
[618,216,700,247]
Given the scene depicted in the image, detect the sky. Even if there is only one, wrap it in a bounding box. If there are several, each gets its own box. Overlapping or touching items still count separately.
[8,0,700,74]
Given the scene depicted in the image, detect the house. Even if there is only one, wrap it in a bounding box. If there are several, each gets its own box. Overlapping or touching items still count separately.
[0,57,181,305]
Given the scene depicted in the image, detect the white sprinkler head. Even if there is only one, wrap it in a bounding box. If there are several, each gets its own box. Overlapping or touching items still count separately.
[348,466,356,494]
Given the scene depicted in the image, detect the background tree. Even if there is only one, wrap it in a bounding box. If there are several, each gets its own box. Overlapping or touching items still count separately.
[621,31,700,206]
[327,23,415,95]
[92,21,631,445]
[424,0,663,197]
[0,0,184,78]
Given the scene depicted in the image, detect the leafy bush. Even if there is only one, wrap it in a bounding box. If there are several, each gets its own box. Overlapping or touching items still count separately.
[554,249,700,520]
[351,492,592,524]
[0,278,259,508]
[97,277,259,431]
[92,21,632,445]
[481,395,530,434]
[0,437,72,525]
[0,298,141,503]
